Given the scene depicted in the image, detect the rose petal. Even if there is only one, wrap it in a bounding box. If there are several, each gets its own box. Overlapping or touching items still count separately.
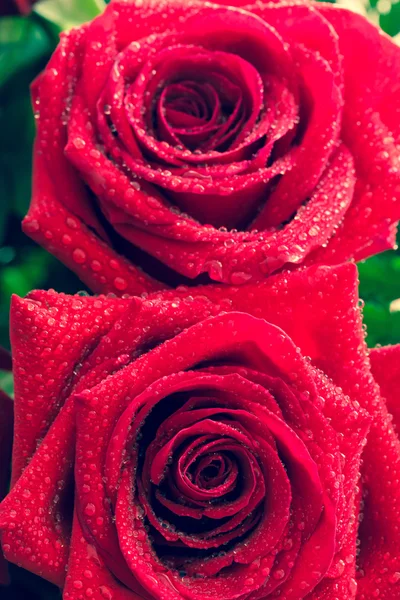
[0,399,74,585]
[8,292,129,481]
[370,345,400,433]
[23,148,160,296]
[309,6,400,264]
[0,389,13,585]
[0,292,130,584]
[63,512,148,600]
[355,344,400,599]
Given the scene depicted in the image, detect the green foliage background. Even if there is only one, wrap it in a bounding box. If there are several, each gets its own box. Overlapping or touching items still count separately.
[0,0,398,597]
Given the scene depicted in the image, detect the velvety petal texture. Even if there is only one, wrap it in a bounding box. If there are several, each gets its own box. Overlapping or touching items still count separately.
[0,349,13,585]
[360,345,400,599]
[1,263,399,599]
[23,0,400,291]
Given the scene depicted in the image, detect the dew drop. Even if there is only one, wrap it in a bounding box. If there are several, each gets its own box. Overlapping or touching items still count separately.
[308,226,320,237]
[24,219,40,233]
[273,569,285,580]
[73,580,83,590]
[114,277,128,291]
[62,234,72,245]
[389,572,400,584]
[72,137,86,150]
[124,188,136,200]
[66,217,78,229]
[73,249,86,264]
[99,586,113,599]
[84,503,96,517]
[90,260,102,272]
[349,578,357,594]
[230,271,252,284]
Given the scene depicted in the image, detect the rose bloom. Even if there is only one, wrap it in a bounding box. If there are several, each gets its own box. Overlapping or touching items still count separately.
[24,0,400,293]
[1,264,399,599]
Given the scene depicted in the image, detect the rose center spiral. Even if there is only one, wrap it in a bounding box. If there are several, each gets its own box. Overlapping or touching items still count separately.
[156,75,245,152]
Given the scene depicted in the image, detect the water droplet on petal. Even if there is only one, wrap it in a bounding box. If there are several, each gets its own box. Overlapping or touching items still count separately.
[114,277,128,291]
[62,234,72,245]
[230,271,252,284]
[24,219,40,233]
[73,249,86,264]
[72,137,86,150]
[84,503,96,517]
[273,569,285,580]
[90,260,102,272]
[73,580,83,590]
[389,572,400,584]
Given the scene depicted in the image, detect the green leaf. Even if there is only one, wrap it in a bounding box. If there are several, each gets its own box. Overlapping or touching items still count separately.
[0,20,54,223]
[0,17,52,88]
[0,370,14,398]
[362,301,400,347]
[359,236,400,346]
[359,252,400,305]
[34,0,106,32]
[0,247,52,298]
[380,2,400,37]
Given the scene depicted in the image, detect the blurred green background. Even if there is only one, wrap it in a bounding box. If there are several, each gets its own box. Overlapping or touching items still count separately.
[0,0,399,357]
[0,0,398,598]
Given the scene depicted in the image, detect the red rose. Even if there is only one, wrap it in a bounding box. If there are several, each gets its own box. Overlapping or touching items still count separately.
[1,264,399,599]
[23,0,400,293]
[0,348,13,586]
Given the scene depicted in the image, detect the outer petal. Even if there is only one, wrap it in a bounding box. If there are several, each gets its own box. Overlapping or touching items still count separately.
[24,26,161,295]
[0,400,12,588]
[357,345,400,599]
[63,513,142,600]
[151,263,360,365]
[370,345,400,433]
[0,399,75,585]
[0,352,13,586]
[0,293,130,584]
[9,292,129,482]
[24,145,161,296]
[310,5,400,263]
